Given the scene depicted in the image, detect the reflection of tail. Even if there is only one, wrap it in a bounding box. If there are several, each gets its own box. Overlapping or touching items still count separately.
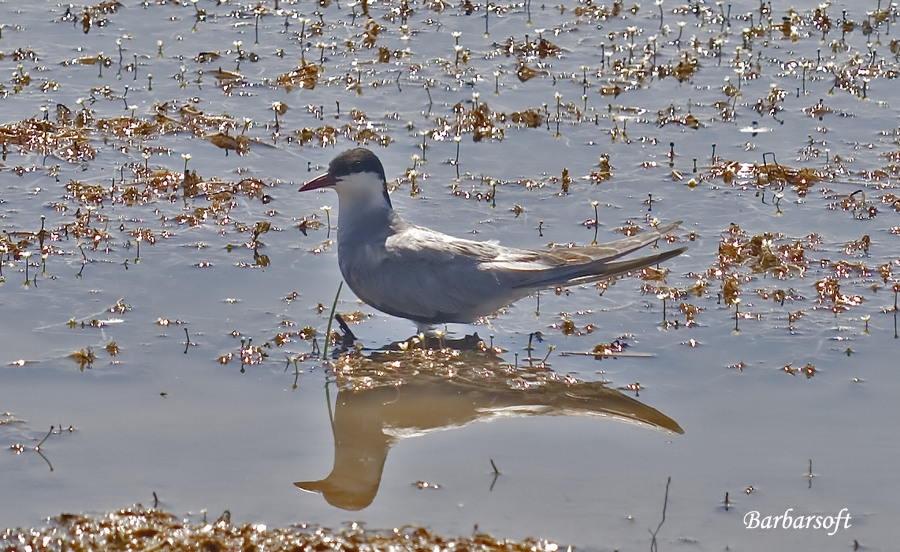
[296,351,682,510]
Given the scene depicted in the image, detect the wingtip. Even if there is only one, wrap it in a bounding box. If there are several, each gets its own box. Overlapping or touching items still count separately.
[656,245,688,264]
[653,220,683,235]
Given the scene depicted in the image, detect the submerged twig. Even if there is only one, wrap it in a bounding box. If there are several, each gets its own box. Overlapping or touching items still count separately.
[489,458,501,492]
[649,477,671,552]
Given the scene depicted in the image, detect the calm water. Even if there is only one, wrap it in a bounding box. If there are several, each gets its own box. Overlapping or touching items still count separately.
[2,0,899,549]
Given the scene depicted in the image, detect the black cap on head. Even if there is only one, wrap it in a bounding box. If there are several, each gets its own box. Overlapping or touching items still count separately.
[329,148,386,181]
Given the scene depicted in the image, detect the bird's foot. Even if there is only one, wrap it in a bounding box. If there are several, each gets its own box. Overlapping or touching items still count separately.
[327,314,358,356]
[383,331,485,352]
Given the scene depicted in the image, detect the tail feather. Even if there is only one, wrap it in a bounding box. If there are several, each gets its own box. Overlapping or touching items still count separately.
[563,221,682,263]
[515,246,686,289]
[566,246,688,286]
[510,220,686,290]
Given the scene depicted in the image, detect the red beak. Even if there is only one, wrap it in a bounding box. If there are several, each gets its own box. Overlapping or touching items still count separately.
[299,173,337,192]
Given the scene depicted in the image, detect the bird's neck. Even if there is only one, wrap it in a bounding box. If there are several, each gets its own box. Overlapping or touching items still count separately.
[336,193,399,242]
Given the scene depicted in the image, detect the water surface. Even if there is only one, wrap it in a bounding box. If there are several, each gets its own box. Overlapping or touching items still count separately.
[2,0,898,549]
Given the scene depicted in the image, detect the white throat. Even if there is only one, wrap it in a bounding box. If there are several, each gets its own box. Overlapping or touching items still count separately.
[332,171,395,239]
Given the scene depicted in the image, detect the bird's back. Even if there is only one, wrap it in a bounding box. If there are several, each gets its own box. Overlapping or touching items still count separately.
[338,217,522,325]
[337,215,683,326]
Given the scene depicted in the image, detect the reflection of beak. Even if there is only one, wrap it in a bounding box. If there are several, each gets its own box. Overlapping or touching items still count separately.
[294,478,379,511]
[298,173,337,192]
[294,384,393,511]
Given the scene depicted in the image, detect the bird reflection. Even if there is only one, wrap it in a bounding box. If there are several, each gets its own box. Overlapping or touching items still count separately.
[295,344,682,511]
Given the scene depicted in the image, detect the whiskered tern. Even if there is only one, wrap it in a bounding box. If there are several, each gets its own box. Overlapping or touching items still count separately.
[300,148,686,333]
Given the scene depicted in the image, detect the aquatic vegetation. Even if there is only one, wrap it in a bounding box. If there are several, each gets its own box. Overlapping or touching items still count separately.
[0,505,563,552]
[0,0,897,365]
[69,347,96,371]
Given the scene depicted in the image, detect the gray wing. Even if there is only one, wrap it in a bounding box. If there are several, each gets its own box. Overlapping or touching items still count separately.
[341,221,683,324]
[354,224,537,323]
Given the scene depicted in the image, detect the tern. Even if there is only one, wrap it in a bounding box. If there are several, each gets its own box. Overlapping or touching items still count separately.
[300,148,686,333]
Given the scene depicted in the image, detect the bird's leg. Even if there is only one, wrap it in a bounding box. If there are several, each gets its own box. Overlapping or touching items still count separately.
[333,313,357,352]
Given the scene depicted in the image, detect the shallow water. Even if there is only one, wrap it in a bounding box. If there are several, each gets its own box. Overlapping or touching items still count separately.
[2,0,899,549]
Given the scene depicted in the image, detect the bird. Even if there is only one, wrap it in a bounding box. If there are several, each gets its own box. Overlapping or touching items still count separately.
[300,148,686,333]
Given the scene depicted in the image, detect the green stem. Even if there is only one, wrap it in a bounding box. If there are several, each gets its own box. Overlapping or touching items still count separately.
[322,281,343,360]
